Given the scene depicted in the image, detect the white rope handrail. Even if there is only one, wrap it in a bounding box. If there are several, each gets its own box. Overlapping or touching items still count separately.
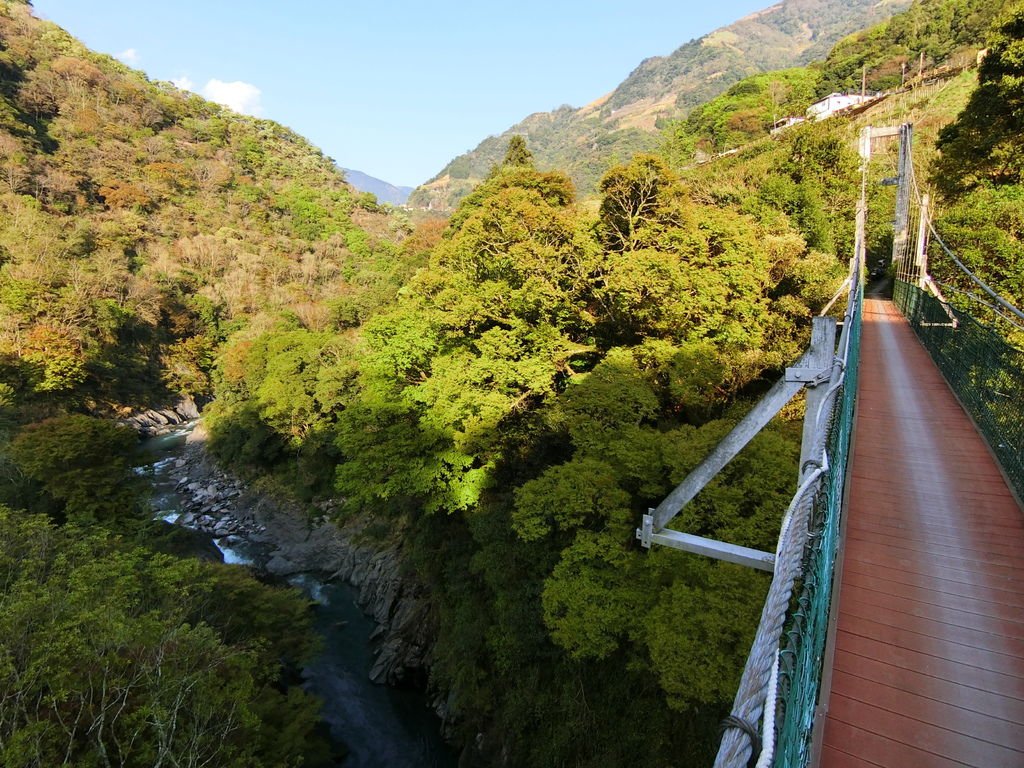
[714,252,860,768]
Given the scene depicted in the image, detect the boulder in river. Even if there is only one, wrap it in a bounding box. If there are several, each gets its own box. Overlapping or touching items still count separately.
[266,553,302,576]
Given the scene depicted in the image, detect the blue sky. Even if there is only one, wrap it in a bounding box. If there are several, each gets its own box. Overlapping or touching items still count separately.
[32,1,770,187]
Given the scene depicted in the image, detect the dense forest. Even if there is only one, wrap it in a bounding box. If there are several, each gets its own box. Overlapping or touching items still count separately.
[1,0,1022,766]
[0,0,408,764]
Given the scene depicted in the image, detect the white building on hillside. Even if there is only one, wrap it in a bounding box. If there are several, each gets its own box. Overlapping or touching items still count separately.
[806,93,871,121]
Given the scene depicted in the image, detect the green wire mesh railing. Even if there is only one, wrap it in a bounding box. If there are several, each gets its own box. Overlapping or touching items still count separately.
[772,284,863,768]
[894,280,1024,501]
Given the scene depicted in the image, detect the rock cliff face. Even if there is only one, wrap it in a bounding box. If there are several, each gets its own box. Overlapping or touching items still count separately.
[166,425,450,727]
[335,543,433,687]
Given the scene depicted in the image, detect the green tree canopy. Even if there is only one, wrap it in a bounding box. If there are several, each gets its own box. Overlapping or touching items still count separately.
[5,414,144,524]
[0,507,327,768]
[501,134,534,167]
[934,5,1024,195]
[663,68,821,160]
[334,163,594,515]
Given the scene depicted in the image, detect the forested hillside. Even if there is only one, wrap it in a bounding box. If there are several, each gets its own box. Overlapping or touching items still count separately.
[659,0,1024,330]
[1,0,1021,766]
[928,3,1024,320]
[815,0,1016,94]
[408,0,912,211]
[0,2,408,764]
[0,0,416,417]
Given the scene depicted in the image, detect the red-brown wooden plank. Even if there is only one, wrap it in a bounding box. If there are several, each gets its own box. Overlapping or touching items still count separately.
[838,582,1024,638]
[822,717,972,768]
[840,547,1024,590]
[842,533,1024,576]
[835,612,1024,677]
[835,630,1024,701]
[820,299,1024,768]
[840,558,1024,609]
[830,670,1024,748]
[846,520,1024,561]
[818,745,882,768]
[827,694,1023,767]
[833,651,1024,722]
[841,571,1024,625]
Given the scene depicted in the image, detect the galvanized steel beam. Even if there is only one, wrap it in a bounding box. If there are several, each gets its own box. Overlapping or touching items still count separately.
[640,526,775,571]
[639,317,836,568]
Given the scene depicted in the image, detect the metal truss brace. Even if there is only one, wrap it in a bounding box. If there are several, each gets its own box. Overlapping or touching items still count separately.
[637,317,837,572]
[637,515,776,571]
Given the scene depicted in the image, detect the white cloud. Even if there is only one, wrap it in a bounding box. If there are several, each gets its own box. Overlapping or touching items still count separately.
[201,79,263,116]
[171,75,195,92]
[116,48,139,65]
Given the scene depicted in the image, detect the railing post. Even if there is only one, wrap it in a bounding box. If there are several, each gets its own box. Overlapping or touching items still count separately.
[798,319,838,483]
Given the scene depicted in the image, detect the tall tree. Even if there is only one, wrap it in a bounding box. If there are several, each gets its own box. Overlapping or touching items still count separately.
[0,507,327,768]
[501,134,534,168]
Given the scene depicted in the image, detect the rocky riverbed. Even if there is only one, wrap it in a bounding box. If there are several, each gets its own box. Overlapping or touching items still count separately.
[150,422,458,740]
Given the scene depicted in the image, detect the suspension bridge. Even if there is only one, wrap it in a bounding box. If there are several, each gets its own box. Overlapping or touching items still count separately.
[640,124,1024,767]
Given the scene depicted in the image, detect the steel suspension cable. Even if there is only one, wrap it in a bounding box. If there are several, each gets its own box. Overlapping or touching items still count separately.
[904,152,1024,324]
[932,279,1024,332]
[926,221,1024,324]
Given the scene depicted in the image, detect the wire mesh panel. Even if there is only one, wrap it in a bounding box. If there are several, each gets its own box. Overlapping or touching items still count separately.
[894,279,1024,501]
[773,285,863,767]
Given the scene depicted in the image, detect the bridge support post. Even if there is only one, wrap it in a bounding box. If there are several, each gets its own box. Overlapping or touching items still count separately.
[915,193,930,289]
[891,123,914,279]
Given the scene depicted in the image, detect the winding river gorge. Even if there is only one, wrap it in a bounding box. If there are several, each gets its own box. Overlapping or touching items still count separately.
[138,423,456,768]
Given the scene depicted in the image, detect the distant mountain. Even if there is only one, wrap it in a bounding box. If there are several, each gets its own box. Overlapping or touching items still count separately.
[409,0,912,210]
[342,168,414,206]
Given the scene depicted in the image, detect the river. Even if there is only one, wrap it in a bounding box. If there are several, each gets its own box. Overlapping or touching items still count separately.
[138,423,457,768]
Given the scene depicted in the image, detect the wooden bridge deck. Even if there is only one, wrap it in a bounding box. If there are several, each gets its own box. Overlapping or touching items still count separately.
[819,299,1024,768]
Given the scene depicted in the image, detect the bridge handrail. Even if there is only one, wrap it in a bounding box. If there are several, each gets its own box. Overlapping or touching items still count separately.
[771,280,862,767]
[894,279,1024,501]
[715,255,863,768]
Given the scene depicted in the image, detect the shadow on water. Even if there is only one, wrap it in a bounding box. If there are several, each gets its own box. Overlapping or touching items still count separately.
[289,574,457,768]
[137,425,457,768]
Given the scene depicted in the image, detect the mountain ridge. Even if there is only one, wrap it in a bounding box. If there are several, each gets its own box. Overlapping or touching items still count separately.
[341,168,414,206]
[409,0,912,210]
